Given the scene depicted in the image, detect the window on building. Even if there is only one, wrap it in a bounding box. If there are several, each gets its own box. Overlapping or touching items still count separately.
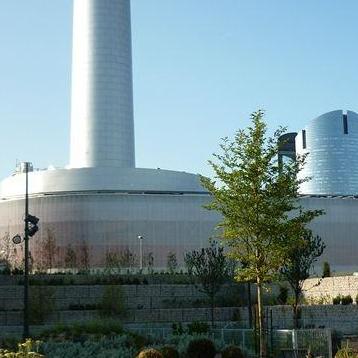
[302,130,306,149]
[343,114,348,134]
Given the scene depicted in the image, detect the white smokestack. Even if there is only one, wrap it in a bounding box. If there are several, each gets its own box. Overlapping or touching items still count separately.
[70,0,135,169]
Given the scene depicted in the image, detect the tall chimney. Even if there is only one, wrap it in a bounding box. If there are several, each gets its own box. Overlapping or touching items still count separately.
[70,0,135,168]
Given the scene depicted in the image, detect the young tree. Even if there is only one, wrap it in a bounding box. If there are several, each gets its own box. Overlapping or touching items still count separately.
[201,110,323,357]
[41,228,59,273]
[144,252,154,273]
[322,261,331,278]
[118,248,137,268]
[104,251,120,275]
[167,251,178,274]
[184,241,230,327]
[281,230,325,328]
[78,240,91,273]
[64,244,77,271]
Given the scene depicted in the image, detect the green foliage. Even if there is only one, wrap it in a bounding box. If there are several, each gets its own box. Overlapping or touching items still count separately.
[333,295,341,305]
[201,110,323,284]
[41,320,123,339]
[171,322,209,336]
[99,285,125,317]
[187,321,210,335]
[137,348,163,358]
[280,230,325,327]
[341,295,353,305]
[160,345,179,358]
[41,336,136,358]
[200,110,323,354]
[29,286,55,324]
[335,342,357,358]
[186,338,216,358]
[0,339,44,358]
[184,241,230,326]
[322,261,331,278]
[221,345,245,358]
[277,285,289,305]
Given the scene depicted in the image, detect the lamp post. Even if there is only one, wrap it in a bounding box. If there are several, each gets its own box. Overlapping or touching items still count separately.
[23,161,30,339]
[137,235,144,270]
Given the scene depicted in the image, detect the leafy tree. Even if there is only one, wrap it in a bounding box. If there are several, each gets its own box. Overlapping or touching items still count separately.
[201,110,323,357]
[167,251,178,274]
[184,241,230,327]
[322,261,331,278]
[280,230,325,328]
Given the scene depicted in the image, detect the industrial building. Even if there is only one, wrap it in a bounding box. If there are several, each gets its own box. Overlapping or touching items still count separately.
[0,0,219,269]
[0,1,357,273]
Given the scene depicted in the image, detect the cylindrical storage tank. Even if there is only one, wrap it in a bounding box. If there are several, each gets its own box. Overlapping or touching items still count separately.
[70,0,135,169]
[296,110,358,195]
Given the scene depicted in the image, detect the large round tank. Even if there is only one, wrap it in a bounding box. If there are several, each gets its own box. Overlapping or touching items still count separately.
[70,0,135,168]
[296,110,358,195]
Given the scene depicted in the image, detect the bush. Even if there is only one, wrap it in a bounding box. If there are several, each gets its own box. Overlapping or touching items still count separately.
[186,338,216,358]
[137,348,163,358]
[335,342,355,358]
[40,320,123,339]
[100,285,125,317]
[0,339,44,358]
[322,261,331,278]
[222,345,245,358]
[341,295,353,305]
[333,295,341,305]
[277,285,289,305]
[41,336,136,358]
[187,321,210,335]
[160,345,179,358]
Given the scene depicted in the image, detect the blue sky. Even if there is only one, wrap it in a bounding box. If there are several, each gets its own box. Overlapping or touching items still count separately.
[1,0,358,179]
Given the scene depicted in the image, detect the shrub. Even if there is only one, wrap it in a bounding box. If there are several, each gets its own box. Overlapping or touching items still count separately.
[333,295,341,305]
[186,338,216,358]
[137,348,163,358]
[277,285,289,305]
[335,342,355,358]
[187,321,210,335]
[222,345,245,358]
[341,295,353,305]
[0,339,44,358]
[322,261,331,278]
[100,285,125,317]
[160,345,179,358]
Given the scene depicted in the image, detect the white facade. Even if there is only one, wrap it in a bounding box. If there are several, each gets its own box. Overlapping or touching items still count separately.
[70,0,135,168]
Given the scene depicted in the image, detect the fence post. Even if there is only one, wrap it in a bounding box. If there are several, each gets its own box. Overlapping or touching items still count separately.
[292,329,298,350]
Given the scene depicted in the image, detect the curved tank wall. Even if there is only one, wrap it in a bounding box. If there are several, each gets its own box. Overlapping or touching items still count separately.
[296,110,358,195]
[0,191,219,269]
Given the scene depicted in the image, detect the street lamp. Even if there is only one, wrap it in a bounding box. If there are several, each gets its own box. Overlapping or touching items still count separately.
[137,235,144,270]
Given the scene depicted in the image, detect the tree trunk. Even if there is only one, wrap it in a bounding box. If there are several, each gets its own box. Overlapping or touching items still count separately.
[257,277,267,358]
[293,290,299,329]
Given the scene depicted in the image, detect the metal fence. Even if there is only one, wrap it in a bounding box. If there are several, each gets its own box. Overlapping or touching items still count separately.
[125,325,332,358]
